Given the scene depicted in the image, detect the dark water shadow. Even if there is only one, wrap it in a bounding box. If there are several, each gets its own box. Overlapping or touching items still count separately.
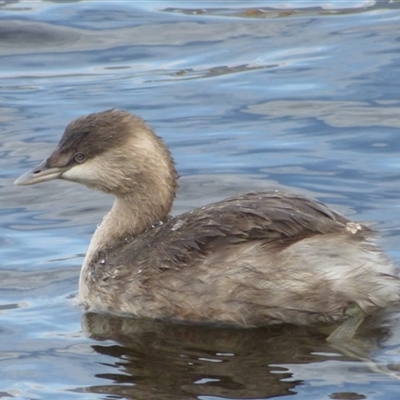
[77,312,397,400]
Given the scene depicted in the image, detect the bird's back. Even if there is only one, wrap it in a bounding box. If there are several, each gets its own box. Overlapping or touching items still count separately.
[82,191,399,326]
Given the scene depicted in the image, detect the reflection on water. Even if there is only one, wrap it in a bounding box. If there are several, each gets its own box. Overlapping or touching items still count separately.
[80,312,398,399]
[246,100,400,128]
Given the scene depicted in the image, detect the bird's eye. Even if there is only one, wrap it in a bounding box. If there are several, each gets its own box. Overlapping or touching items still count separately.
[74,153,85,163]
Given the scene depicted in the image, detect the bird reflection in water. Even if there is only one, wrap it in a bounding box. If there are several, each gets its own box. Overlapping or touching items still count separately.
[76,311,398,399]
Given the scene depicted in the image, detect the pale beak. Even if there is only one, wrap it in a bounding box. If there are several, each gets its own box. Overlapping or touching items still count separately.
[14,159,65,186]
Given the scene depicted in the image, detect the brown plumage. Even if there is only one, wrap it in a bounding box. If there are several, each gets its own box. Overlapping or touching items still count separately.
[15,109,400,338]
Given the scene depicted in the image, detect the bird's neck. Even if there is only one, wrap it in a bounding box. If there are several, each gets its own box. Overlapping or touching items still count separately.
[87,193,169,259]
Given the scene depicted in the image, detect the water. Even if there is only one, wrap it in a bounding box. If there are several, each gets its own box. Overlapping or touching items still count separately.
[1,1,400,398]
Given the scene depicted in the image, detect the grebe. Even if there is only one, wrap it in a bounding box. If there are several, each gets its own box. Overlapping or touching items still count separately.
[15,109,400,341]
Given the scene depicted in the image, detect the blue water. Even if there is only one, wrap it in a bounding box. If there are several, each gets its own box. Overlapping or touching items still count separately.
[1,1,400,399]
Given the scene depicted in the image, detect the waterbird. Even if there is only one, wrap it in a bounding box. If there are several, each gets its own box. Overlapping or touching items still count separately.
[15,109,400,342]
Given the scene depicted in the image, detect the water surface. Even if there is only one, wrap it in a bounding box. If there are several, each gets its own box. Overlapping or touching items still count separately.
[1,1,400,399]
